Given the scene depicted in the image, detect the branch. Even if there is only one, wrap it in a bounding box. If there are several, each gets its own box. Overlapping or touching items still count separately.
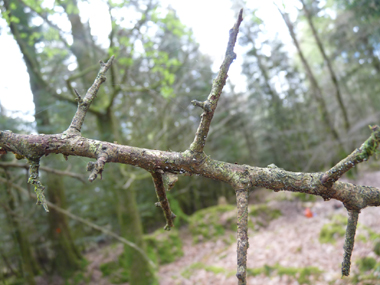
[189,9,243,153]
[151,171,176,231]
[342,210,359,276]
[320,125,380,188]
[64,56,115,136]
[236,188,249,285]
[27,158,48,212]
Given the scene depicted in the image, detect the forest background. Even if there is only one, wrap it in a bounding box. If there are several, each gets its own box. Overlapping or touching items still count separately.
[1,0,380,284]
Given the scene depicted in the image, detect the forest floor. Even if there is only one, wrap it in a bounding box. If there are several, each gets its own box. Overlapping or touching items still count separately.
[81,170,380,285]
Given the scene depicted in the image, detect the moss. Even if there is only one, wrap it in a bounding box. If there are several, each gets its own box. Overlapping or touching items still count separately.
[189,204,281,242]
[181,262,232,279]
[357,257,377,272]
[247,264,322,284]
[99,260,129,284]
[374,242,380,256]
[293,192,317,202]
[248,204,282,229]
[189,205,236,243]
[166,192,189,227]
[99,229,182,283]
[319,214,347,244]
[362,226,380,241]
[144,228,183,265]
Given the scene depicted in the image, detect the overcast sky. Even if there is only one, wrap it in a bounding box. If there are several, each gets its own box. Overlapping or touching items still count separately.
[0,0,297,121]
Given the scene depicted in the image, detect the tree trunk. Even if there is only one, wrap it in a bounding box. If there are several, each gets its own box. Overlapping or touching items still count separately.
[4,0,83,275]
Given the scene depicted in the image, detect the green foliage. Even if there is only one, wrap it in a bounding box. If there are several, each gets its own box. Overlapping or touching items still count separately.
[319,214,347,244]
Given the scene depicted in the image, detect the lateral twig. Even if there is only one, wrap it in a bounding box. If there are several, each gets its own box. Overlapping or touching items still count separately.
[189,9,243,153]
[151,171,176,231]
[320,125,380,186]
[64,56,115,136]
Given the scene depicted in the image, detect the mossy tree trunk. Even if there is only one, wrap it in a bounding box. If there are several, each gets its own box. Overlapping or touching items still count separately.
[2,171,40,285]
[3,0,83,276]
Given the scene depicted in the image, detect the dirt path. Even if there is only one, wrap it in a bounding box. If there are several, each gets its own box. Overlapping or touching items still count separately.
[83,171,380,285]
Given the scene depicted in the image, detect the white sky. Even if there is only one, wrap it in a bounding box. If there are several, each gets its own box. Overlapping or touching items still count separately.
[0,0,298,121]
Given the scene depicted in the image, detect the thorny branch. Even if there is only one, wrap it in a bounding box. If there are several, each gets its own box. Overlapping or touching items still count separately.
[1,8,380,284]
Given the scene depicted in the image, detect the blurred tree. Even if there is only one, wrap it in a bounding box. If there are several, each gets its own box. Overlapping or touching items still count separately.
[2,0,83,277]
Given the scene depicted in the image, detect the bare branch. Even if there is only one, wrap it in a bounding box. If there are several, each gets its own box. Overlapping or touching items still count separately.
[64,56,115,136]
[87,152,108,182]
[320,125,380,187]
[236,188,249,285]
[27,159,48,212]
[342,210,359,276]
[151,171,176,230]
[189,9,243,153]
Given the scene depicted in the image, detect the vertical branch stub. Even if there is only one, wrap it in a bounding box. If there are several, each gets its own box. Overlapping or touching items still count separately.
[28,159,49,212]
[87,152,108,182]
[152,171,176,231]
[236,187,249,285]
[342,210,360,277]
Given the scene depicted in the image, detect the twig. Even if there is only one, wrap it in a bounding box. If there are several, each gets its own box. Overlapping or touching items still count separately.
[236,188,249,285]
[342,210,359,276]
[151,171,176,230]
[27,159,48,212]
[87,152,108,182]
[320,125,380,186]
[64,56,115,136]
[189,9,243,153]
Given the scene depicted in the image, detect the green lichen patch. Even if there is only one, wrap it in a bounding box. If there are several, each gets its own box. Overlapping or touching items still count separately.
[247,264,323,284]
[319,214,347,244]
[144,228,183,265]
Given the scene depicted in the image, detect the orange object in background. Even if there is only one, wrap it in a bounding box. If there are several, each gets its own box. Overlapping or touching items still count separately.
[304,208,313,218]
